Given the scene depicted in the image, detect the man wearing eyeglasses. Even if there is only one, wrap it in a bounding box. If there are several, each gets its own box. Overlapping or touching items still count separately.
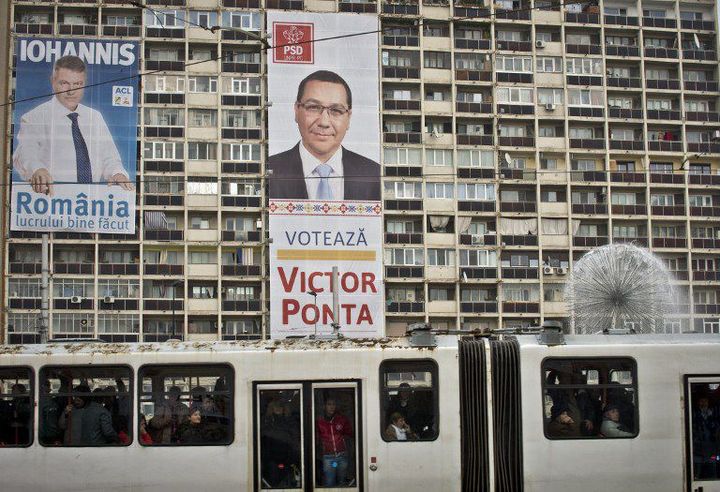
[268,70,380,201]
[12,55,134,196]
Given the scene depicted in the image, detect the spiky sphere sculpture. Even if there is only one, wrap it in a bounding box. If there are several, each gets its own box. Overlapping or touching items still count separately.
[565,243,677,334]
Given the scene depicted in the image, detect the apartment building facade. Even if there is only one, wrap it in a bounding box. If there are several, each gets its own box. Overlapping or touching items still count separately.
[3,0,720,342]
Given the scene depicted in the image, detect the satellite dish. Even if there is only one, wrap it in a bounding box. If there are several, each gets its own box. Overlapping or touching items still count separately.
[693,33,701,49]
[504,153,512,166]
[462,271,468,282]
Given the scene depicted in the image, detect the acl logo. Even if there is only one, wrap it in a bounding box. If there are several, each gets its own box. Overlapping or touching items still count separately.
[273,22,314,64]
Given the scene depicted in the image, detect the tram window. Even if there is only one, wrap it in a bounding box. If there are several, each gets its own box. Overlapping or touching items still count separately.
[314,388,357,488]
[39,366,132,447]
[0,367,33,447]
[138,364,233,446]
[689,381,720,481]
[542,358,638,440]
[380,360,439,442]
[258,389,302,489]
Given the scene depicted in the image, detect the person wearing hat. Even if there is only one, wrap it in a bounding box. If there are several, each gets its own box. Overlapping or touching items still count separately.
[600,403,634,437]
[149,385,189,444]
[547,402,579,437]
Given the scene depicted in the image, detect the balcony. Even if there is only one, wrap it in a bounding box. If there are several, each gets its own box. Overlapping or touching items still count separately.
[222,162,261,174]
[382,33,419,47]
[339,1,377,13]
[494,8,530,20]
[502,301,539,313]
[387,301,425,313]
[497,136,534,147]
[569,138,605,150]
[144,264,183,275]
[459,233,496,246]
[460,267,497,279]
[384,131,421,144]
[99,298,139,311]
[457,168,494,179]
[565,12,599,24]
[568,107,603,118]
[385,165,422,177]
[500,267,538,279]
[221,230,261,242]
[221,61,261,74]
[572,203,607,214]
[689,206,720,217]
[611,204,646,215]
[54,298,94,310]
[606,76,641,88]
[497,104,534,115]
[500,201,536,213]
[222,300,262,312]
[221,196,262,208]
[604,15,638,26]
[267,0,304,8]
[651,205,685,216]
[612,236,648,247]
[453,4,489,18]
[499,168,535,180]
[99,263,140,275]
[689,174,720,186]
[385,199,423,211]
[9,298,41,310]
[145,27,185,39]
[143,299,183,311]
[58,23,97,36]
[644,47,678,59]
[693,271,720,282]
[454,38,491,50]
[605,46,640,57]
[681,19,714,30]
[573,236,609,247]
[609,140,645,151]
[382,0,419,15]
[646,79,680,90]
[223,0,260,6]
[456,102,492,114]
[144,194,183,207]
[647,141,682,152]
[565,44,602,55]
[145,93,184,105]
[687,142,720,154]
[460,301,497,313]
[145,126,183,138]
[650,172,684,184]
[385,266,424,278]
[685,112,720,123]
[495,72,532,84]
[384,99,421,111]
[608,108,643,119]
[53,263,94,275]
[566,75,603,86]
[610,171,645,184]
[145,60,185,71]
[500,234,538,246]
[570,170,606,182]
[458,200,495,212]
[693,238,720,249]
[222,265,262,276]
[646,109,681,121]
[683,50,716,61]
[143,230,184,241]
[455,69,493,82]
[384,232,423,244]
[642,17,676,29]
[14,23,53,35]
[652,237,687,248]
[684,81,719,92]
[496,40,532,52]
[144,160,184,173]
[456,134,493,146]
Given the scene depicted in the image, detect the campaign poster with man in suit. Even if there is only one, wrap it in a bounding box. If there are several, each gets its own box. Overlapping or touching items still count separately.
[268,12,384,339]
[11,37,138,234]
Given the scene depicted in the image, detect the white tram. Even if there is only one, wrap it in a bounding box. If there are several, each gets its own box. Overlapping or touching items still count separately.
[0,332,719,492]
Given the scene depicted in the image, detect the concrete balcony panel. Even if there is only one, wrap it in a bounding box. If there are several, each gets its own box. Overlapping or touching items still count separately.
[534,9,562,24]
[424,100,453,114]
[187,229,218,242]
[187,127,218,140]
[425,232,456,247]
[425,266,456,280]
[187,264,219,277]
[542,234,570,248]
[537,136,565,150]
[544,300,568,315]
[188,60,219,73]
[537,104,564,118]
[424,37,451,51]
[536,41,563,56]
[186,194,218,208]
[187,298,218,312]
[423,164,454,176]
[187,27,218,41]
[423,133,454,145]
[534,72,564,86]
[427,300,456,314]
[538,202,567,216]
[425,198,456,213]
[187,333,219,342]
[423,68,452,84]
[538,171,567,184]
[186,160,217,175]
[424,5,451,20]
[187,93,218,106]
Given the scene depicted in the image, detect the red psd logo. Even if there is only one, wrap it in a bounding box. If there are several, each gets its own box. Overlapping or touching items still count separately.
[273,22,314,64]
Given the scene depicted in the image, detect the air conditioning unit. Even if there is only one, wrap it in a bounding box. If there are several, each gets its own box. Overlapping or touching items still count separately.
[535,40,546,49]
[103,296,115,304]
[543,265,554,275]
[545,103,556,111]
[471,234,485,245]
[70,296,82,304]
[406,291,416,302]
[557,267,568,275]
[499,107,506,114]
[713,130,720,140]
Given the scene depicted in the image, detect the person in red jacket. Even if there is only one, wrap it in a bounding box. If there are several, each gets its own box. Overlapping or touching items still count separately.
[316,397,353,486]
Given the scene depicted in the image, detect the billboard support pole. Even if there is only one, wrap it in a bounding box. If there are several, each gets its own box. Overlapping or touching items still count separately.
[40,233,49,343]
[331,266,340,336]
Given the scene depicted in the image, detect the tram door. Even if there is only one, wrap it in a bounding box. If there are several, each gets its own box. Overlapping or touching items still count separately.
[255,382,362,492]
[685,376,720,492]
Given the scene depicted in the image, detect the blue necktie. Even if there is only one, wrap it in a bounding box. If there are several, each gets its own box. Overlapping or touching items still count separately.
[315,163,333,200]
[67,112,93,184]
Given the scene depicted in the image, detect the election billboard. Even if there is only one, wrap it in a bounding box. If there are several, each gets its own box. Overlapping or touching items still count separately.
[267,12,383,339]
[11,38,139,234]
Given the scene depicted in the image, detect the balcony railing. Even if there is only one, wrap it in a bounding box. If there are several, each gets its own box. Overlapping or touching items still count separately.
[460,302,497,313]
[642,17,676,29]
[644,47,678,59]
[689,206,720,217]
[689,174,720,186]
[693,238,720,249]
[685,112,720,123]
[650,172,684,184]
[605,46,640,57]
[565,44,602,55]
[573,236,609,247]
[683,50,716,61]
[143,264,183,275]
[496,40,532,52]
[572,203,607,214]
[502,301,540,313]
[454,39,491,50]
[610,171,645,183]
[382,1,419,14]
[387,301,425,313]
[458,201,495,212]
[652,237,687,248]
[647,141,683,152]
[500,200,537,213]
[385,266,424,278]
[456,102,493,113]
[457,134,493,146]
[497,136,534,147]
[606,76,641,88]
[611,204,646,215]
[570,170,606,182]
[500,267,538,279]
[384,232,424,244]
[646,109,681,120]
[687,142,720,154]
[612,236,648,247]
[385,199,423,211]
[609,140,645,151]
[651,205,685,216]
[646,79,680,90]
[608,108,643,119]
[604,15,638,26]
[681,19,714,30]
[500,234,538,246]
[568,107,603,118]
[99,263,140,275]
[684,81,719,92]
[565,12,599,24]
[460,267,497,279]
[384,99,421,111]
[569,138,605,149]
[339,1,377,13]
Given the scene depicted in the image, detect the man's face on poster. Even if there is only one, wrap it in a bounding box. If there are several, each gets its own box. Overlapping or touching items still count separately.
[52,67,86,112]
[294,80,351,161]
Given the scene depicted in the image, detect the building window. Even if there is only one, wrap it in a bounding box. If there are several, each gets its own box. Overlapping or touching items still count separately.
[427,248,455,266]
[380,360,438,441]
[543,358,638,439]
[425,182,454,199]
[187,142,217,160]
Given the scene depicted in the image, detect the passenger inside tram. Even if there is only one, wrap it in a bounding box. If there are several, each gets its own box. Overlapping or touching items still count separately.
[260,397,302,488]
[0,382,31,446]
[315,390,356,488]
[691,390,720,480]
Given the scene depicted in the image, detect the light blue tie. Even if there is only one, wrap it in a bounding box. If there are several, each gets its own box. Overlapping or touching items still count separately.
[315,163,333,200]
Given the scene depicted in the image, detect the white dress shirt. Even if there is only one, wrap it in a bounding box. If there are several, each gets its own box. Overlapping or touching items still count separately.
[299,142,344,200]
[12,96,127,183]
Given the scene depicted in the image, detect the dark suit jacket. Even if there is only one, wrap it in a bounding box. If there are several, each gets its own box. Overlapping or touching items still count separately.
[268,143,381,200]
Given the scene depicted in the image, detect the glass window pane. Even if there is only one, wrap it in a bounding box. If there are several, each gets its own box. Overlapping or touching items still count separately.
[39,366,131,446]
[381,360,438,441]
[689,381,720,481]
[138,364,233,446]
[314,388,356,487]
[0,367,33,446]
[259,389,302,489]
